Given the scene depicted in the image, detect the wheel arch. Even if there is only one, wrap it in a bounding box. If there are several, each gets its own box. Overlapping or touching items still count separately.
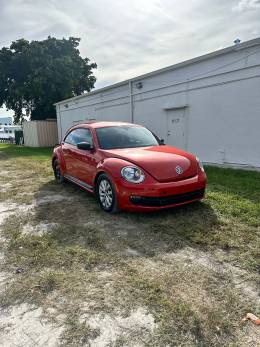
[94,171,106,194]
[94,170,120,213]
[52,156,57,169]
[52,147,66,173]
[94,157,131,196]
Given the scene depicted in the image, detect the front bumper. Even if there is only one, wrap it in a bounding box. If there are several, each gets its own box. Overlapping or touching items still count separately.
[130,188,205,207]
[116,172,207,211]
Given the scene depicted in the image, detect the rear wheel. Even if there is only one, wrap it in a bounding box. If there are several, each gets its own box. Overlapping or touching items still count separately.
[96,174,119,213]
[53,159,64,184]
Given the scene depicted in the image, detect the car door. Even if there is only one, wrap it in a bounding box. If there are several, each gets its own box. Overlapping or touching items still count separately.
[66,127,97,189]
[76,128,96,187]
[62,129,78,175]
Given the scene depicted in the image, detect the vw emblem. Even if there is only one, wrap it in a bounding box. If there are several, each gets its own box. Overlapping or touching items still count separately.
[175,165,183,175]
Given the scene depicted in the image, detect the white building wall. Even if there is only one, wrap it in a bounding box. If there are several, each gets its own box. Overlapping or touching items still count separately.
[56,40,260,168]
[187,75,260,166]
[57,83,131,140]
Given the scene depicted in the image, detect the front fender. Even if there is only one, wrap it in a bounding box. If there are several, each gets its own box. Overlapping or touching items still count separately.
[95,157,155,193]
[52,146,66,174]
[96,157,132,182]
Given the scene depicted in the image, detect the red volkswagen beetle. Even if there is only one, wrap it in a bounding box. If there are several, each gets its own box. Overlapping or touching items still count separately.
[52,121,206,212]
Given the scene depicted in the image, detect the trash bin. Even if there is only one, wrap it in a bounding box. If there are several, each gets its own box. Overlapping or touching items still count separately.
[14,130,24,145]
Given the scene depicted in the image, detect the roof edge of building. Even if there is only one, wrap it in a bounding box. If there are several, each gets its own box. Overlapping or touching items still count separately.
[54,37,260,106]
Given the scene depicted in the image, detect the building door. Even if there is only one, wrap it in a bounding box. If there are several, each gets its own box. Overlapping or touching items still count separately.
[166,108,186,149]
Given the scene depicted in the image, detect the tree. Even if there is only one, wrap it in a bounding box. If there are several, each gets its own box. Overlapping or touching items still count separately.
[0,37,97,123]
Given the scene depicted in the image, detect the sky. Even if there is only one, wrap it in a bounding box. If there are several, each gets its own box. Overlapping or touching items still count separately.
[1,0,260,117]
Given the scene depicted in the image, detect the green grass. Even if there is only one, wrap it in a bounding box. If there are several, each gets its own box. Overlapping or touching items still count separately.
[206,165,260,203]
[206,166,260,224]
[0,143,52,160]
[0,144,259,346]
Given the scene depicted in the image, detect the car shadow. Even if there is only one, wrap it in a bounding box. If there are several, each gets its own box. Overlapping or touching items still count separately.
[32,178,220,259]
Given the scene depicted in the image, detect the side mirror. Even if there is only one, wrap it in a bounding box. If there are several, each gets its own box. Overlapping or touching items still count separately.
[77,142,92,150]
[159,138,165,145]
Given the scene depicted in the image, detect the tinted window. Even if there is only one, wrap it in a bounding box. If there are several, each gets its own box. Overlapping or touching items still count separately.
[96,126,159,150]
[64,128,93,146]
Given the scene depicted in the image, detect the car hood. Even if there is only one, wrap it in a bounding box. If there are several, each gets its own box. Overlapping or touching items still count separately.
[103,145,198,182]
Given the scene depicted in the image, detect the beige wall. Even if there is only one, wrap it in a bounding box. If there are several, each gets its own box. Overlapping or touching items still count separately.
[23,120,58,147]
[23,121,39,147]
[36,121,58,147]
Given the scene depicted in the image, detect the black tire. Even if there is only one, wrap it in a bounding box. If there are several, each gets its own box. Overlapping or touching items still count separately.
[96,174,119,213]
[53,159,64,184]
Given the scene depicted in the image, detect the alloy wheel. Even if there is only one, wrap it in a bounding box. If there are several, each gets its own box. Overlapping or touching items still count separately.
[98,179,113,209]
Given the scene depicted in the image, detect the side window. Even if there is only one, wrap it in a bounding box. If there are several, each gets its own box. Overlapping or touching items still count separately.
[75,128,93,146]
[64,128,93,146]
[64,129,78,145]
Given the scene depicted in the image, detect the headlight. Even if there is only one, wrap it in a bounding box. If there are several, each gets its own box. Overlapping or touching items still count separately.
[196,157,204,172]
[121,166,145,183]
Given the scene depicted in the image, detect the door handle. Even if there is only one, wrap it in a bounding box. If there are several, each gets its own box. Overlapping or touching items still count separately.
[167,131,171,136]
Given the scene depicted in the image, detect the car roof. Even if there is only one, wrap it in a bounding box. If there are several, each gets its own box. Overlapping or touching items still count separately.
[72,121,142,129]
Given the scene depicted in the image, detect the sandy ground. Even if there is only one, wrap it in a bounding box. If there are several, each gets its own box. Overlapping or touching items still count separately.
[0,161,259,347]
[0,196,65,346]
[0,194,157,346]
[0,304,63,347]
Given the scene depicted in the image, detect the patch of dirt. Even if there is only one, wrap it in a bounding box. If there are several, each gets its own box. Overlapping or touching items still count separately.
[83,307,157,346]
[0,193,73,230]
[34,193,73,206]
[237,324,260,347]
[0,170,11,176]
[123,247,142,257]
[21,222,59,235]
[0,202,18,228]
[0,273,9,292]
[0,197,65,346]
[126,247,260,346]
[0,183,12,193]
[0,304,63,347]
[162,247,260,304]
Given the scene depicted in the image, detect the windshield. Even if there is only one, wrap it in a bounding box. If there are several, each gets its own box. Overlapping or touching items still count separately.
[96,126,159,150]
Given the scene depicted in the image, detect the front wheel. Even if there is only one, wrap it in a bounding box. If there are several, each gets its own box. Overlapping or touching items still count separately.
[96,174,119,213]
[53,159,64,184]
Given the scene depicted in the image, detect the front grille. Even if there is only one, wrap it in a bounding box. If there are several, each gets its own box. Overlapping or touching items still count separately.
[130,189,205,207]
